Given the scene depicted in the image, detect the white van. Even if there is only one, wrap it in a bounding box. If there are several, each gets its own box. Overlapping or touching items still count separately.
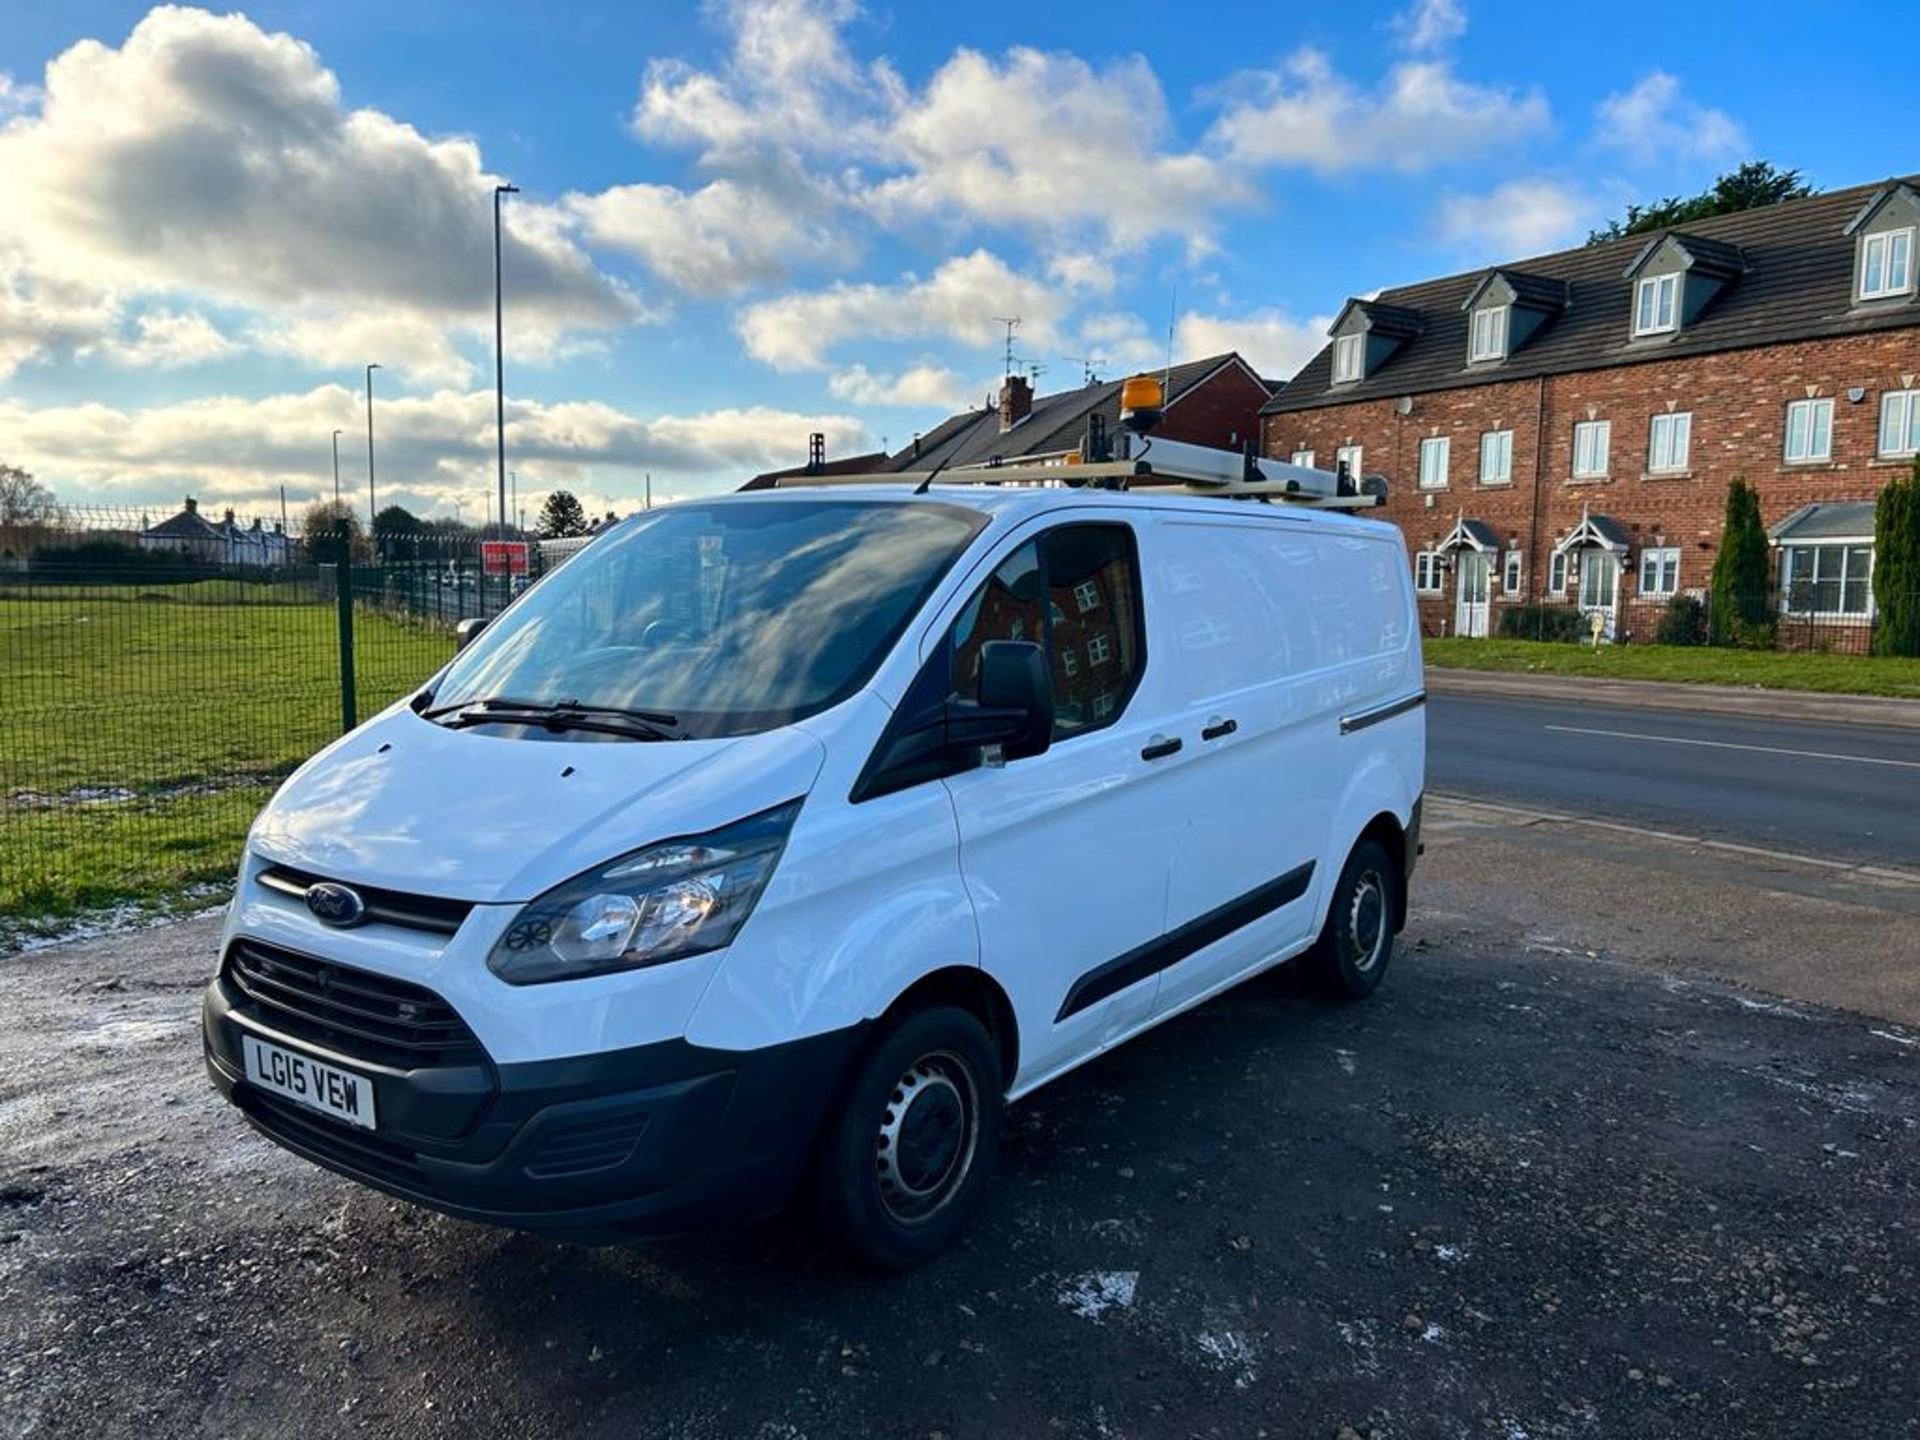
[204,467,1424,1267]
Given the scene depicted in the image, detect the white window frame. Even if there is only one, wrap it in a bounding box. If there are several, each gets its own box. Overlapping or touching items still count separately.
[1469,305,1509,363]
[1335,443,1363,482]
[1780,542,1875,618]
[1092,691,1116,720]
[1478,428,1512,485]
[1060,647,1079,677]
[1879,389,1920,458]
[1072,578,1101,614]
[1290,448,1316,468]
[1860,227,1916,301]
[1413,550,1446,594]
[1548,550,1569,596]
[1086,632,1112,666]
[1418,435,1451,491]
[1784,397,1834,463]
[1638,546,1680,597]
[1579,551,1619,610]
[1332,333,1364,383]
[1502,549,1523,594]
[1647,411,1692,474]
[1634,273,1679,336]
[1572,419,1611,479]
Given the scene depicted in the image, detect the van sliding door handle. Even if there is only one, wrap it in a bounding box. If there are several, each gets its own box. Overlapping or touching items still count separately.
[1200,717,1238,741]
[1140,735,1183,761]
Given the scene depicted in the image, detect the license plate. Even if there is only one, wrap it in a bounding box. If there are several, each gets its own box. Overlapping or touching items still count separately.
[241,1034,377,1130]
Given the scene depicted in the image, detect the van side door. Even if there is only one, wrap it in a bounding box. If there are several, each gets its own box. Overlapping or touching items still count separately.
[1143,513,1339,1016]
[939,517,1182,1091]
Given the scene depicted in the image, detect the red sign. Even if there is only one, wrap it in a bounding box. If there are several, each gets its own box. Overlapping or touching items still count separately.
[481,541,529,577]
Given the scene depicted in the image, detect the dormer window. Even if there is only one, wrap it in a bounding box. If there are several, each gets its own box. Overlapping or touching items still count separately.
[1621,231,1743,341]
[1861,227,1914,300]
[1634,274,1678,336]
[1332,333,1364,383]
[1468,305,1508,363]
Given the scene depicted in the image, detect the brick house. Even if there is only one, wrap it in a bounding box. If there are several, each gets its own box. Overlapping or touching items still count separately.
[1261,177,1920,643]
[886,352,1273,473]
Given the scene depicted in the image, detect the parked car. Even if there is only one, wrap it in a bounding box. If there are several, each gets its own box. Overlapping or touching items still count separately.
[203,475,1425,1267]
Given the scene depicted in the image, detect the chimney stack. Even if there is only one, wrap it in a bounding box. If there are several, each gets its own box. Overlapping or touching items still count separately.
[184,496,197,514]
[807,431,826,474]
[998,374,1033,433]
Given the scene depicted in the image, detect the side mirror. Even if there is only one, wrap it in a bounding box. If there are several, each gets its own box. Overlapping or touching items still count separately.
[975,640,1053,761]
[454,617,488,652]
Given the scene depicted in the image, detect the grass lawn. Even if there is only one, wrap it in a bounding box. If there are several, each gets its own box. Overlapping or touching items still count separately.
[1423,637,1920,699]
[2,590,454,921]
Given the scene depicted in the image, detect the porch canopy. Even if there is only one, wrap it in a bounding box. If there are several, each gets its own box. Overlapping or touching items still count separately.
[1768,501,1875,544]
[1436,514,1502,554]
[1553,507,1630,557]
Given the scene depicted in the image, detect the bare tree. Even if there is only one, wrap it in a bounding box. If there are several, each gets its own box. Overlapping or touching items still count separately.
[0,463,61,526]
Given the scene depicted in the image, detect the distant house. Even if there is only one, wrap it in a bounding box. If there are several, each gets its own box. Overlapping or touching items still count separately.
[140,497,293,568]
[881,353,1272,475]
[741,433,891,491]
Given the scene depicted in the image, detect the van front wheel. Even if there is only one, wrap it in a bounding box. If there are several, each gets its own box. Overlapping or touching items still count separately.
[1307,838,1399,1000]
[813,1007,1003,1269]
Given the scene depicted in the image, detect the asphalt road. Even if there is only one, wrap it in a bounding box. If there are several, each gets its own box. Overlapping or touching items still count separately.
[1428,693,1920,867]
[4,805,1919,1440]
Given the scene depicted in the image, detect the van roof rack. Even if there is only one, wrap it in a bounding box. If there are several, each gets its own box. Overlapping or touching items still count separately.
[771,437,1386,509]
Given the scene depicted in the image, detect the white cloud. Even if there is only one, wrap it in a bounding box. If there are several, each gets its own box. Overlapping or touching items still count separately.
[738,249,1070,371]
[0,7,641,382]
[828,364,969,409]
[1176,309,1333,381]
[625,1,1241,262]
[1435,179,1590,258]
[568,178,845,297]
[248,313,477,390]
[1208,48,1549,174]
[0,385,868,511]
[0,71,41,116]
[865,47,1246,253]
[1391,0,1467,54]
[84,308,238,369]
[1595,72,1744,165]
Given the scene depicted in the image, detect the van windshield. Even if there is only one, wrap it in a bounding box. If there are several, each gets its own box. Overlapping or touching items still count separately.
[427,499,986,738]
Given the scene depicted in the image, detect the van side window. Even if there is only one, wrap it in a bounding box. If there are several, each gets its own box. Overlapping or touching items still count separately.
[949,524,1146,739]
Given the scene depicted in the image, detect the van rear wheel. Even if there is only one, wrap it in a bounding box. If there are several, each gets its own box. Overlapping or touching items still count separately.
[813,1006,1003,1270]
[1307,838,1399,1000]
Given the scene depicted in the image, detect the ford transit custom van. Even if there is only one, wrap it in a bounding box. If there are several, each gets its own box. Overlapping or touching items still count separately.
[204,462,1424,1267]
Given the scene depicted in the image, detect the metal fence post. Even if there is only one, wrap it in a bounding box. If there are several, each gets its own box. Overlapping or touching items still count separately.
[335,520,357,732]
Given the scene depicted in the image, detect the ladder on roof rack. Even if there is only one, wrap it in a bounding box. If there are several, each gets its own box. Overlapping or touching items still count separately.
[770,436,1387,509]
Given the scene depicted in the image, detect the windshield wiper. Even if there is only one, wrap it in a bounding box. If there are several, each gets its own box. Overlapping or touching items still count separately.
[424,696,690,741]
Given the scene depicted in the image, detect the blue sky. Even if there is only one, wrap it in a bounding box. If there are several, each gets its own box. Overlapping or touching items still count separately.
[0,0,1912,521]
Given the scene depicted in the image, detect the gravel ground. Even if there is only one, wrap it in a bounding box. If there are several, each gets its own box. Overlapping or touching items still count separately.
[2,803,1917,1440]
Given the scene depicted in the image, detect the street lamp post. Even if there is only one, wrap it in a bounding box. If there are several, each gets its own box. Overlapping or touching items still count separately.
[331,429,343,507]
[493,183,519,540]
[364,363,381,534]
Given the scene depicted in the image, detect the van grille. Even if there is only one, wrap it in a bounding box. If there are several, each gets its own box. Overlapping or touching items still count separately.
[223,941,485,1069]
[237,1087,424,1190]
[256,864,474,937]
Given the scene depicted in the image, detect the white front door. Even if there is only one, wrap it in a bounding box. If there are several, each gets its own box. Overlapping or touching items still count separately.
[1578,550,1620,640]
[1454,552,1491,638]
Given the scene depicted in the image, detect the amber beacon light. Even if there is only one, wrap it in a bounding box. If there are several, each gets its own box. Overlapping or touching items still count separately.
[1118,374,1164,434]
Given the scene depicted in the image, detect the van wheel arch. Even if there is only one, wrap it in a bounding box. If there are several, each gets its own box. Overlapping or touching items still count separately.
[1355,811,1409,934]
[877,967,1019,1095]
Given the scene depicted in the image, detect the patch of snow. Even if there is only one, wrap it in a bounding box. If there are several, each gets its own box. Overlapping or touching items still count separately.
[1195,1329,1258,1389]
[1870,1029,1916,1048]
[1420,1322,1446,1345]
[1334,1049,1358,1076]
[1434,1244,1466,1263]
[1058,1270,1139,1321]
[1731,995,1808,1019]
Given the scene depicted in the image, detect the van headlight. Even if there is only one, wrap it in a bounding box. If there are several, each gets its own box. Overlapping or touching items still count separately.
[488,801,801,985]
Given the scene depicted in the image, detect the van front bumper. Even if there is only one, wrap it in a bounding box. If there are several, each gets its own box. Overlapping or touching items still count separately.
[203,972,863,1242]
